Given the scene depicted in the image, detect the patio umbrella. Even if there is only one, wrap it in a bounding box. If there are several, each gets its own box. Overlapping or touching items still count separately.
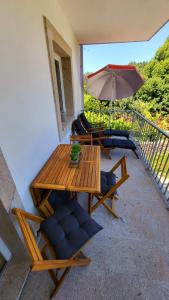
[86,64,144,102]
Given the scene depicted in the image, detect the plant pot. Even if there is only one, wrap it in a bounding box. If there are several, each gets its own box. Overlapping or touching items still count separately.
[69,151,81,168]
[71,159,79,164]
[69,158,80,168]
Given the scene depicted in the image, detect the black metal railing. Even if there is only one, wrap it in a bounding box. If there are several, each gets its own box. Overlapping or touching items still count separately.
[83,109,169,205]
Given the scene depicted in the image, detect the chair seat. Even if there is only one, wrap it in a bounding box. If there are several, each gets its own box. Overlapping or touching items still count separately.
[73,119,87,135]
[101,171,117,195]
[79,113,92,130]
[102,138,136,150]
[40,197,103,259]
[92,129,129,139]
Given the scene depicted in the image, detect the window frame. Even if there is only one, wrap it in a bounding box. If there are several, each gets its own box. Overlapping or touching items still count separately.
[44,17,74,140]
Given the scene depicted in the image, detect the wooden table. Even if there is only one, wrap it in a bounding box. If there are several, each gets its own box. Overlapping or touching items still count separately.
[30,144,100,208]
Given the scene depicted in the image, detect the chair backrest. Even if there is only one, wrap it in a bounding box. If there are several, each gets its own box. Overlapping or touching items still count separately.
[105,156,129,198]
[38,190,71,218]
[12,208,44,263]
[39,193,55,217]
[79,113,92,130]
[72,119,87,135]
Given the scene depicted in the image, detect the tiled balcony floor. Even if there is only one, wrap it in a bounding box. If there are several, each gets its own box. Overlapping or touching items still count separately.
[20,149,169,300]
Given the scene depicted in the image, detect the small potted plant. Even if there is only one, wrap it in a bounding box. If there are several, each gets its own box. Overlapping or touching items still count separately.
[70,144,81,167]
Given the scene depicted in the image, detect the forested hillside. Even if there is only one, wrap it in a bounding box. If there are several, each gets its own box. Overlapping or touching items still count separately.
[84,37,169,130]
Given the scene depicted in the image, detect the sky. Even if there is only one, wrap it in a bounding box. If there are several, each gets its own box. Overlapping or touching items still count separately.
[83,21,169,73]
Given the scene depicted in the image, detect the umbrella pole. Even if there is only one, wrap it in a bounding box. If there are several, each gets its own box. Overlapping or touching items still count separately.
[109,100,113,111]
[109,100,113,129]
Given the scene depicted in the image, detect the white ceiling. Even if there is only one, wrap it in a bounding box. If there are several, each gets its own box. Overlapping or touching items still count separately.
[59,0,169,44]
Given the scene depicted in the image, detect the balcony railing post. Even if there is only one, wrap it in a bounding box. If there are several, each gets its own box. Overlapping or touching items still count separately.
[148,131,160,171]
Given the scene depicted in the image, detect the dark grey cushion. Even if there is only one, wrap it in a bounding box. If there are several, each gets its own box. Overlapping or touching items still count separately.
[112,138,136,150]
[92,129,129,139]
[101,171,117,195]
[40,197,103,259]
[104,129,130,139]
[48,190,71,210]
[79,113,92,130]
[102,138,136,150]
[73,119,87,135]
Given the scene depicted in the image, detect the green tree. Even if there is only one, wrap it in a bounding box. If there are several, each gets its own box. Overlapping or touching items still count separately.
[155,37,169,61]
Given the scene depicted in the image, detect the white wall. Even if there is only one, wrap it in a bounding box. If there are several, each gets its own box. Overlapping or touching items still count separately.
[0,0,82,212]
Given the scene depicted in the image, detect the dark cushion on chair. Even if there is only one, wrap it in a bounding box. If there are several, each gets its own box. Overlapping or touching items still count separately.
[73,119,87,135]
[101,139,115,148]
[92,130,129,139]
[48,190,71,210]
[40,198,103,259]
[101,138,136,150]
[111,138,136,150]
[103,129,130,139]
[101,171,117,195]
[79,113,92,130]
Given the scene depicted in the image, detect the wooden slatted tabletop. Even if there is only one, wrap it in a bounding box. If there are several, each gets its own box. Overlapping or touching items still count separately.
[31,144,100,195]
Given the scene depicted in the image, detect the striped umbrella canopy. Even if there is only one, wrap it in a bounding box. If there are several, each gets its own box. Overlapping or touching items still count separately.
[86,64,144,101]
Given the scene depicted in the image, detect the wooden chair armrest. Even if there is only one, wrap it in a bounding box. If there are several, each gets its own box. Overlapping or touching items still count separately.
[87,127,104,132]
[86,129,105,137]
[12,208,44,223]
[32,257,90,271]
[90,135,109,142]
[92,135,108,140]
[92,130,105,137]
[70,134,108,146]
[70,134,92,143]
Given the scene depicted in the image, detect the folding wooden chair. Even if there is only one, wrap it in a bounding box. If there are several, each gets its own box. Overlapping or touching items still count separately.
[88,156,129,218]
[12,205,102,299]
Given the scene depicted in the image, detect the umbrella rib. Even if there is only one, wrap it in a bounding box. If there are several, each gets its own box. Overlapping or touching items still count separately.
[98,76,113,100]
[115,73,134,97]
[86,73,108,98]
